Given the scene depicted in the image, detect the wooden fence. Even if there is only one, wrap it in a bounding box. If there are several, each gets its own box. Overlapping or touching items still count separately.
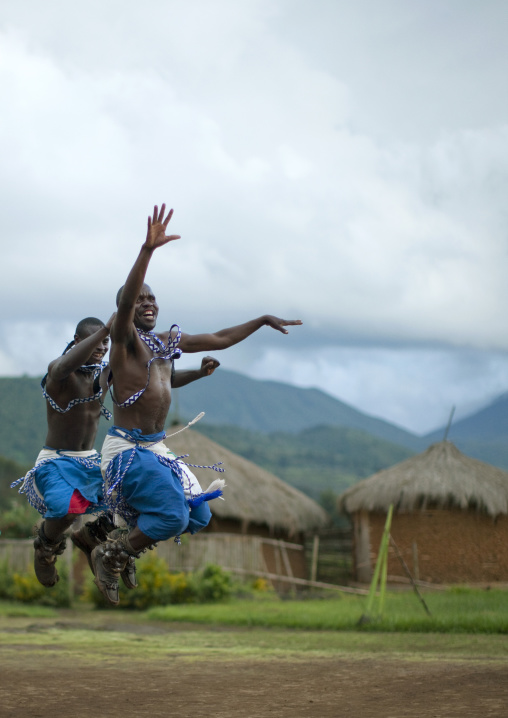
[304,528,353,586]
[0,539,34,570]
[0,538,74,579]
[0,527,355,594]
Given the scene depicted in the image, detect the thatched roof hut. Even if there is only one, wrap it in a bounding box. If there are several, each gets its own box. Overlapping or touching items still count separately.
[339,441,508,517]
[164,425,328,539]
[338,441,508,584]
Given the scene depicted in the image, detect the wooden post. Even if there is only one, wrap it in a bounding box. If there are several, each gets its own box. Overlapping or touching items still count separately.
[274,543,282,592]
[279,541,294,578]
[310,534,319,583]
[279,540,299,591]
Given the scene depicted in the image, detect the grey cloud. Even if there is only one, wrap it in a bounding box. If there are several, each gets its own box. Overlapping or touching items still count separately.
[2,0,508,432]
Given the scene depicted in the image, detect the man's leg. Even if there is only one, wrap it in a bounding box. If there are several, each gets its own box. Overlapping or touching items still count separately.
[92,453,189,605]
[70,513,115,572]
[126,526,159,552]
[33,458,105,587]
[91,530,144,606]
[33,514,77,587]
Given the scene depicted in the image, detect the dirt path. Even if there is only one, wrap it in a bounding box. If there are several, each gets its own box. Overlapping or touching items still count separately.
[2,652,507,717]
[0,616,507,717]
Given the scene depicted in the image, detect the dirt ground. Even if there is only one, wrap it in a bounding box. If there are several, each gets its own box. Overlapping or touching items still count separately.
[1,655,507,718]
[0,618,507,718]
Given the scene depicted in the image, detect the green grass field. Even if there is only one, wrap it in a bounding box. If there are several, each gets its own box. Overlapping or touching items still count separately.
[146,588,508,634]
[2,584,508,644]
[0,602,507,664]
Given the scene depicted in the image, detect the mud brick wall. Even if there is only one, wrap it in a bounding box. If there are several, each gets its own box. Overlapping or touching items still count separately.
[365,508,508,584]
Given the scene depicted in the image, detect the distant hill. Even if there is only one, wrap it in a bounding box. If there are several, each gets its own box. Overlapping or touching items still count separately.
[0,370,423,467]
[426,393,508,443]
[424,393,508,471]
[0,371,419,503]
[7,371,508,482]
[168,369,423,449]
[192,422,415,500]
[0,376,112,466]
[0,377,47,465]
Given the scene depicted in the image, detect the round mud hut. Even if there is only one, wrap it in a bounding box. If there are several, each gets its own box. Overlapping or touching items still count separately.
[338,441,508,585]
[155,425,329,585]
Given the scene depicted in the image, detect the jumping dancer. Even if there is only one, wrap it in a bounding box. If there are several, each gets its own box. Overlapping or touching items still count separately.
[13,313,219,588]
[93,203,302,605]
[13,316,113,587]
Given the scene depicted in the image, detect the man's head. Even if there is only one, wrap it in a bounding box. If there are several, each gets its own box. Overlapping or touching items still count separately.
[71,317,109,365]
[116,283,159,332]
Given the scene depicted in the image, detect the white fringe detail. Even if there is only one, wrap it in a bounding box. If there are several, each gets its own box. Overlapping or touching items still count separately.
[204,478,227,500]
[166,412,205,439]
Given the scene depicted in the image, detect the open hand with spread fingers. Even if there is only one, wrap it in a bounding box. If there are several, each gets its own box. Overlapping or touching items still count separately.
[144,204,181,250]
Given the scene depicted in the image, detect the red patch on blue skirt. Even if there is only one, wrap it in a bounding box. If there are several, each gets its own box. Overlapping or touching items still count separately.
[68,489,92,514]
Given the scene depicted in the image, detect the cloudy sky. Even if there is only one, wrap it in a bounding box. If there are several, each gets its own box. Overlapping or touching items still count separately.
[1,0,508,435]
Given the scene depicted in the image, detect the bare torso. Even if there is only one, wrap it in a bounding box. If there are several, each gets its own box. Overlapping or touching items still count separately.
[109,331,174,435]
[44,370,109,451]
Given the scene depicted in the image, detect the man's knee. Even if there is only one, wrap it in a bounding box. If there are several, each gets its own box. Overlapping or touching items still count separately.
[187,503,212,535]
[138,509,189,542]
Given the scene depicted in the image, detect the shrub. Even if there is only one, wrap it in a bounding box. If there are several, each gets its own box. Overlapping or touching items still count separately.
[195,564,233,603]
[121,555,183,610]
[251,577,271,592]
[0,500,40,538]
[0,559,13,599]
[82,553,191,610]
[83,555,235,610]
[0,557,72,608]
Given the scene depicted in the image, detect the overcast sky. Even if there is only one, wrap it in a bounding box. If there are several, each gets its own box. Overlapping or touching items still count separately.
[1,0,508,435]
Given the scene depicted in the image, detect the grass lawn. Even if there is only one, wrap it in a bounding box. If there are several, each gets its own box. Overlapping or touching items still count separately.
[146,587,508,634]
[1,585,508,665]
[0,603,506,664]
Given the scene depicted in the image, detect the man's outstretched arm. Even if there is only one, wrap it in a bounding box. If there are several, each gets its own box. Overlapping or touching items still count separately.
[177,315,302,354]
[112,204,180,345]
[172,357,220,388]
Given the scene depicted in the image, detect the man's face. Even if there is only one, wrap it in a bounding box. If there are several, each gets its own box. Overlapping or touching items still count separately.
[75,326,110,365]
[134,284,159,331]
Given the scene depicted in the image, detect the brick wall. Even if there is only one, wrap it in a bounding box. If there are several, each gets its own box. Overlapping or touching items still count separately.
[359,508,508,584]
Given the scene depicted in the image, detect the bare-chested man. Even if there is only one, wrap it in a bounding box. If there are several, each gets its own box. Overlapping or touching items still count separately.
[13,314,219,588]
[13,316,113,587]
[92,204,302,605]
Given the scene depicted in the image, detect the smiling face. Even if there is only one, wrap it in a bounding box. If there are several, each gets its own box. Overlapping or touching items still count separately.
[75,324,110,365]
[134,284,159,331]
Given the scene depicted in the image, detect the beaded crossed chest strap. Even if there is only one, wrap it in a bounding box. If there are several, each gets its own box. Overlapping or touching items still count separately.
[41,361,112,420]
[110,324,182,408]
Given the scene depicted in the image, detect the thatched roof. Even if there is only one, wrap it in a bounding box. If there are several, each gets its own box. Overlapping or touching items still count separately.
[338,441,508,518]
[163,425,328,535]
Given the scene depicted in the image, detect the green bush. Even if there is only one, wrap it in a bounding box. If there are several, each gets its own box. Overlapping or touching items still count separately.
[0,557,72,608]
[0,559,12,598]
[0,500,40,538]
[195,564,233,603]
[83,555,235,610]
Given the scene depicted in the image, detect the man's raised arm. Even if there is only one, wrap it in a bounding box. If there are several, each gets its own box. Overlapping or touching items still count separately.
[48,315,114,381]
[177,315,302,354]
[112,204,180,344]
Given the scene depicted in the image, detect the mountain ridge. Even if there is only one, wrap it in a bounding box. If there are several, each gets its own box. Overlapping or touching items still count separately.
[2,371,508,473]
